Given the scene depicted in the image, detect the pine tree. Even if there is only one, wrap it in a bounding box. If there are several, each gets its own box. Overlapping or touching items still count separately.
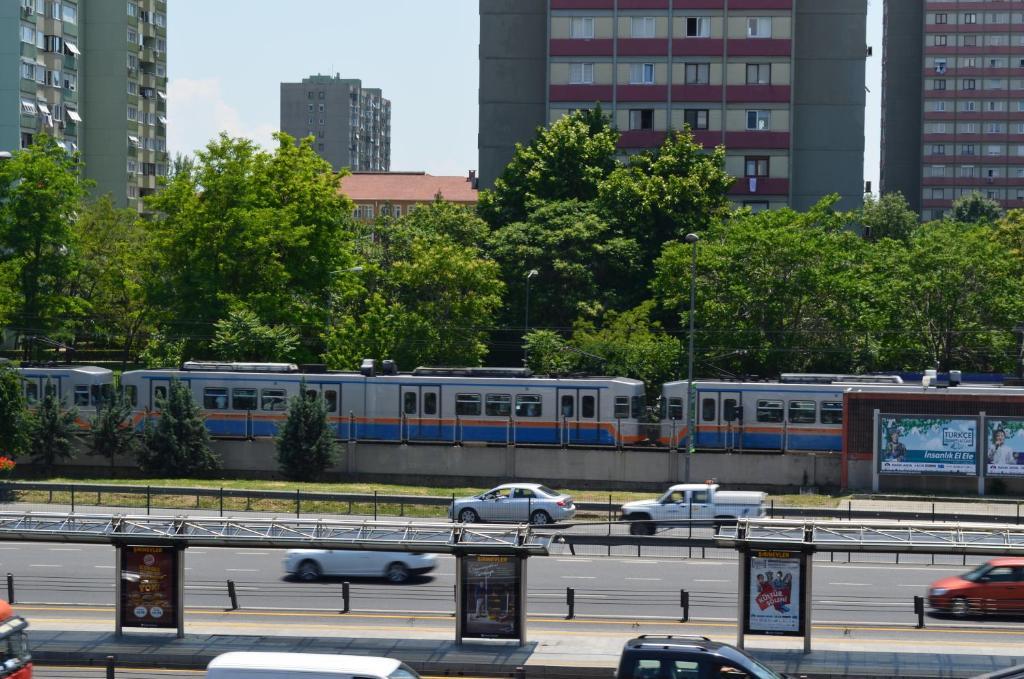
[276,382,337,481]
[28,379,78,470]
[89,393,138,470]
[0,365,29,458]
[138,379,221,477]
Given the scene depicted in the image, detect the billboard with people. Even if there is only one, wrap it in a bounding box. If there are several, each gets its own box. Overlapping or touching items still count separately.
[744,549,805,636]
[877,415,979,475]
[985,418,1024,477]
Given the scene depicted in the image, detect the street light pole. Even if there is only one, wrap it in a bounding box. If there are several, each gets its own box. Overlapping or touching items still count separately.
[524,269,539,366]
[683,233,699,481]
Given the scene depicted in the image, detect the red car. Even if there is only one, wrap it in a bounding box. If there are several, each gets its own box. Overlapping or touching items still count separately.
[928,557,1024,617]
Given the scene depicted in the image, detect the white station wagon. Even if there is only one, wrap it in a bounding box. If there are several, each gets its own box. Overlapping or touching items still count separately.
[450,483,576,525]
[283,550,437,583]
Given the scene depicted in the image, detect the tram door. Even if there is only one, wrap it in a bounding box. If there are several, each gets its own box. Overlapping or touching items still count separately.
[150,378,172,411]
[400,385,442,441]
[557,388,599,445]
[698,390,741,450]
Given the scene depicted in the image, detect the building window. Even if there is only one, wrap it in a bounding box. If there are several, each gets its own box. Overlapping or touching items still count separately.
[127,81,138,95]
[154,11,165,27]
[45,69,61,87]
[19,25,35,44]
[744,157,769,177]
[964,12,977,24]
[127,105,138,121]
[629,63,655,84]
[745,201,770,213]
[128,54,139,70]
[934,79,947,90]
[746,63,771,85]
[630,16,656,38]
[127,28,137,44]
[934,35,947,47]
[20,60,33,80]
[935,13,947,24]
[64,72,76,91]
[629,109,654,130]
[746,110,771,130]
[685,16,710,38]
[747,17,771,38]
[931,144,945,156]
[44,34,62,53]
[963,35,977,47]
[61,2,75,24]
[569,62,594,84]
[20,99,36,116]
[570,16,595,39]
[683,109,708,130]
[318,91,324,99]
[685,63,709,84]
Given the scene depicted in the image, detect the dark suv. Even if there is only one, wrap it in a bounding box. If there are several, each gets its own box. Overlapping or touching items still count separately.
[616,636,789,679]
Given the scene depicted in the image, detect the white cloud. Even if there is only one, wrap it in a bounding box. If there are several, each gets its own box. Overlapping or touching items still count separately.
[167,78,277,157]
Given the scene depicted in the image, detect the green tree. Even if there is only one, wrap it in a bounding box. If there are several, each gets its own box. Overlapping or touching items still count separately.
[487,200,643,330]
[478,108,618,227]
[952,191,1003,224]
[276,382,337,481]
[27,379,78,470]
[0,365,29,458]
[393,199,489,248]
[88,394,138,469]
[523,330,577,375]
[0,135,89,335]
[68,197,151,364]
[138,379,220,476]
[860,192,920,241]
[144,133,357,361]
[210,306,300,362]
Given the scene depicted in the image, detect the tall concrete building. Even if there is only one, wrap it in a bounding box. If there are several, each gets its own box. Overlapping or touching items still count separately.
[0,0,168,212]
[280,75,391,172]
[479,0,868,212]
[882,0,1024,221]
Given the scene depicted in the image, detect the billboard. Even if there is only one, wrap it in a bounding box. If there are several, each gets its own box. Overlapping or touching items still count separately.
[119,545,179,629]
[744,549,805,636]
[985,418,1024,477]
[460,554,522,640]
[878,415,978,476]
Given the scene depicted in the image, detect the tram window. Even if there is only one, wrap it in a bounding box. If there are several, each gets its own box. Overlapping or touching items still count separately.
[124,385,138,407]
[702,398,716,422]
[100,384,114,404]
[204,387,229,410]
[74,385,89,407]
[403,391,417,415]
[668,397,683,421]
[455,393,481,416]
[153,386,167,405]
[305,389,318,401]
[821,401,843,424]
[788,400,816,424]
[25,383,37,404]
[261,388,288,411]
[561,395,574,418]
[486,393,511,417]
[515,394,542,417]
[582,395,595,418]
[324,389,338,413]
[232,388,257,410]
[631,395,645,419]
[614,396,629,419]
[44,381,56,397]
[756,399,783,423]
[423,392,437,415]
[723,398,737,422]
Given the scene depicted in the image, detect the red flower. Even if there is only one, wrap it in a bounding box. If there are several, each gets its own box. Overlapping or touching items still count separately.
[0,456,16,473]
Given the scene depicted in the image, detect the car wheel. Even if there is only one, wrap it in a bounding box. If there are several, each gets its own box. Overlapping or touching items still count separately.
[297,559,322,582]
[530,510,552,526]
[386,562,410,583]
[458,508,479,523]
[950,597,972,618]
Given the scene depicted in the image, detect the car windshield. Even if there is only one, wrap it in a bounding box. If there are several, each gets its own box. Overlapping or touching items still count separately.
[388,663,421,679]
[537,486,559,497]
[961,564,992,582]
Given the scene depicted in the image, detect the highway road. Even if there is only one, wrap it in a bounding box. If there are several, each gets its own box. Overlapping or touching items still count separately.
[0,540,1005,627]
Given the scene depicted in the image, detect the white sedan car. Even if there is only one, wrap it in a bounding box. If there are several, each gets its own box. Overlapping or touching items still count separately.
[283,550,437,583]
[450,483,576,525]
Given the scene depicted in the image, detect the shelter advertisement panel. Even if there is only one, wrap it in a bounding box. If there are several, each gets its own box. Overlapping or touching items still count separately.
[985,418,1024,476]
[119,545,178,629]
[878,415,978,475]
[460,554,522,639]
[744,549,804,636]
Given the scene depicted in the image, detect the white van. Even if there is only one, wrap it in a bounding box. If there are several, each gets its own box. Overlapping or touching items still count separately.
[205,652,421,679]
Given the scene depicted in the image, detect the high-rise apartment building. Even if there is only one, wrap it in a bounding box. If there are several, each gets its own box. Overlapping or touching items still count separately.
[480,0,868,212]
[280,75,391,172]
[882,0,1024,221]
[0,0,168,212]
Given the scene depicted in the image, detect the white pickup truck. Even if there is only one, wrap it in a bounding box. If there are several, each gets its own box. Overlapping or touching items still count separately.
[620,483,767,535]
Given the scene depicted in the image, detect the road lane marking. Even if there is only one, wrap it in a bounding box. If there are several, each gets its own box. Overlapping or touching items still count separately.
[829,582,870,586]
[236,551,269,555]
[226,568,259,572]
[556,559,591,563]
[626,577,662,581]
[694,579,728,583]
[48,548,81,551]
[560,575,596,579]
[94,565,114,569]
[28,564,61,568]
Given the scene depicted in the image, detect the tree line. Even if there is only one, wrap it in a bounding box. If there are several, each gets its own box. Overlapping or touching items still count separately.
[1,112,1022,397]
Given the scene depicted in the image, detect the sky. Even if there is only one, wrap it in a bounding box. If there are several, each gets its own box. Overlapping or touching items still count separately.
[167,0,884,189]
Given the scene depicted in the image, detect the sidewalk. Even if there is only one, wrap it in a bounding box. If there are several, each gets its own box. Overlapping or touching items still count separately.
[26,613,1024,679]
